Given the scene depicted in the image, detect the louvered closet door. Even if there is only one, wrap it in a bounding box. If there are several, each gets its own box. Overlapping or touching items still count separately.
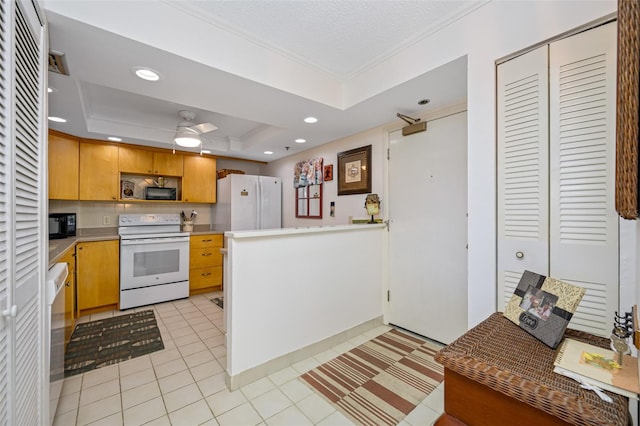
[0,0,45,424]
[497,45,550,308]
[0,2,9,424]
[549,22,618,336]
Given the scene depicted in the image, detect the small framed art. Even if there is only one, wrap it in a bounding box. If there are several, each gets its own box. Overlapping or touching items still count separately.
[337,145,371,195]
[323,164,333,181]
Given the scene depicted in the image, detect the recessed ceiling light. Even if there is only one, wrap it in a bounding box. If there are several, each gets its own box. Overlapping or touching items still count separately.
[304,117,318,124]
[295,138,306,143]
[132,67,161,82]
[264,151,274,155]
[48,116,67,123]
[108,136,122,142]
[201,149,211,154]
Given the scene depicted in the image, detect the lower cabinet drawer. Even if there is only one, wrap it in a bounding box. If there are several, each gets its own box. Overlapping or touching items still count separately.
[190,266,222,290]
[190,247,223,269]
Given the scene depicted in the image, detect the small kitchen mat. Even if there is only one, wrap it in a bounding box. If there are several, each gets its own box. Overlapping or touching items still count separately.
[300,328,444,425]
[211,297,223,309]
[64,310,164,377]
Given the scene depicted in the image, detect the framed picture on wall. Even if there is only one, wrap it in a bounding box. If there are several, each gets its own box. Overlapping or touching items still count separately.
[323,164,333,181]
[337,145,371,195]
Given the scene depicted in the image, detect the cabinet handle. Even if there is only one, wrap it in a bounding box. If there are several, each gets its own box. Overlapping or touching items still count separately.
[201,272,212,276]
[202,253,212,256]
[202,239,212,243]
[66,281,71,287]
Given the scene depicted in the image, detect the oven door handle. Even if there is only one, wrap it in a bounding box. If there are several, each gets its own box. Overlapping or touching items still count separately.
[121,237,189,246]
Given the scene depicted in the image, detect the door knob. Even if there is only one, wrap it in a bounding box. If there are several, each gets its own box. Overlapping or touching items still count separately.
[516,251,524,259]
[2,305,17,318]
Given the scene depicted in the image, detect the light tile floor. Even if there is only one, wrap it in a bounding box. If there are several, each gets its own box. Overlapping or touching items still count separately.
[53,292,445,426]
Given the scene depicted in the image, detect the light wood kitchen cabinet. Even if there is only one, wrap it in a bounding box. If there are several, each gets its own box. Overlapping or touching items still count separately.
[119,145,183,176]
[118,145,154,174]
[189,234,223,294]
[182,155,217,203]
[58,246,76,347]
[48,130,79,200]
[153,151,183,176]
[76,240,119,315]
[79,141,119,200]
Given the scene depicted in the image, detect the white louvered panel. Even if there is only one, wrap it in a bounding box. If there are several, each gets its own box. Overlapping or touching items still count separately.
[564,278,610,337]
[0,0,8,424]
[501,270,521,310]
[502,74,541,241]
[497,45,549,305]
[550,22,617,336]
[13,0,44,424]
[15,297,38,424]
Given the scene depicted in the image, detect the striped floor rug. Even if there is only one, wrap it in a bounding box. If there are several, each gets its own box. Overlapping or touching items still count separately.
[300,328,444,425]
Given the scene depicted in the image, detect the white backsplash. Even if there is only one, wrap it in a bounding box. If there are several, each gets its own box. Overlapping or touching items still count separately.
[49,200,212,229]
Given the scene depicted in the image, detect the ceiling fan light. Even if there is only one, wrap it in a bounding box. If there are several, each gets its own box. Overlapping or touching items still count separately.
[174,131,201,147]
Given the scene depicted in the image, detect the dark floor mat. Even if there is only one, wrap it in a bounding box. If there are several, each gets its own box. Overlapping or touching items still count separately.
[211,297,223,309]
[64,310,164,377]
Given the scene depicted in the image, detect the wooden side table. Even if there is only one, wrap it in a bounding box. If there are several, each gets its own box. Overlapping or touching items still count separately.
[434,313,629,426]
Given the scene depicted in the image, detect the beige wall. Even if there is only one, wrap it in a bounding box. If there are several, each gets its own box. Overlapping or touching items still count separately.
[264,126,386,228]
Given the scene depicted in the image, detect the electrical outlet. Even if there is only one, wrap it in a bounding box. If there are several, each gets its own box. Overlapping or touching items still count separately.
[102,215,111,225]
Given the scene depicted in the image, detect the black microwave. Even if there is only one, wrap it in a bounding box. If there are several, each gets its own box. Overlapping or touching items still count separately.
[145,186,177,201]
[49,213,76,240]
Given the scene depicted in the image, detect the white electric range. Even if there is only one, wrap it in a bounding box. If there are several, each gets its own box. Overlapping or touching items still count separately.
[118,213,189,309]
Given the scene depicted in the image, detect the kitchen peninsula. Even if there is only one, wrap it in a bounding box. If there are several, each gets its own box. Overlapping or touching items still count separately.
[223,223,386,389]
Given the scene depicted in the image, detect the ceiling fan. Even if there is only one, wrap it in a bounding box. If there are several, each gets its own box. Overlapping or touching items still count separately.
[174,110,218,148]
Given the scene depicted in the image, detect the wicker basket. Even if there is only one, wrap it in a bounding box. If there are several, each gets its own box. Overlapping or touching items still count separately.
[435,313,629,426]
[616,0,640,220]
[216,169,245,179]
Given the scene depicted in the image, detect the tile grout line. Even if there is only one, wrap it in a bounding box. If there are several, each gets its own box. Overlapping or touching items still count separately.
[58,292,441,426]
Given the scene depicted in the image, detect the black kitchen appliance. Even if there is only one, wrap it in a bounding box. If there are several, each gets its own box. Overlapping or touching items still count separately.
[145,187,177,201]
[48,213,76,239]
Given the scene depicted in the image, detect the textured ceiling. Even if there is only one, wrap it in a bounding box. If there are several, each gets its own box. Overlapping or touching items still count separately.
[43,1,482,161]
[177,1,482,79]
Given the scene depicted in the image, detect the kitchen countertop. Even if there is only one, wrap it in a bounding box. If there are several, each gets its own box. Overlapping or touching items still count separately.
[225,223,385,239]
[48,234,119,267]
[48,226,224,267]
[189,225,224,236]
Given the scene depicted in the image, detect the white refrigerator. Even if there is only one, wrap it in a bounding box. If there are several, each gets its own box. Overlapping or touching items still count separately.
[214,174,282,230]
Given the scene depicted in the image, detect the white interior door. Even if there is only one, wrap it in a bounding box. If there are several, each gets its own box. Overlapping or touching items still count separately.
[0,1,47,424]
[388,111,468,344]
[496,23,618,337]
[549,22,618,336]
[496,46,550,307]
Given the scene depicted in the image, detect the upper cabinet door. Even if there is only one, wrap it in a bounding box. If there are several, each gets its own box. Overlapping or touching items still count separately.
[79,142,119,201]
[48,131,79,200]
[153,152,183,176]
[496,45,550,305]
[182,155,216,203]
[118,145,153,174]
[119,146,183,176]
